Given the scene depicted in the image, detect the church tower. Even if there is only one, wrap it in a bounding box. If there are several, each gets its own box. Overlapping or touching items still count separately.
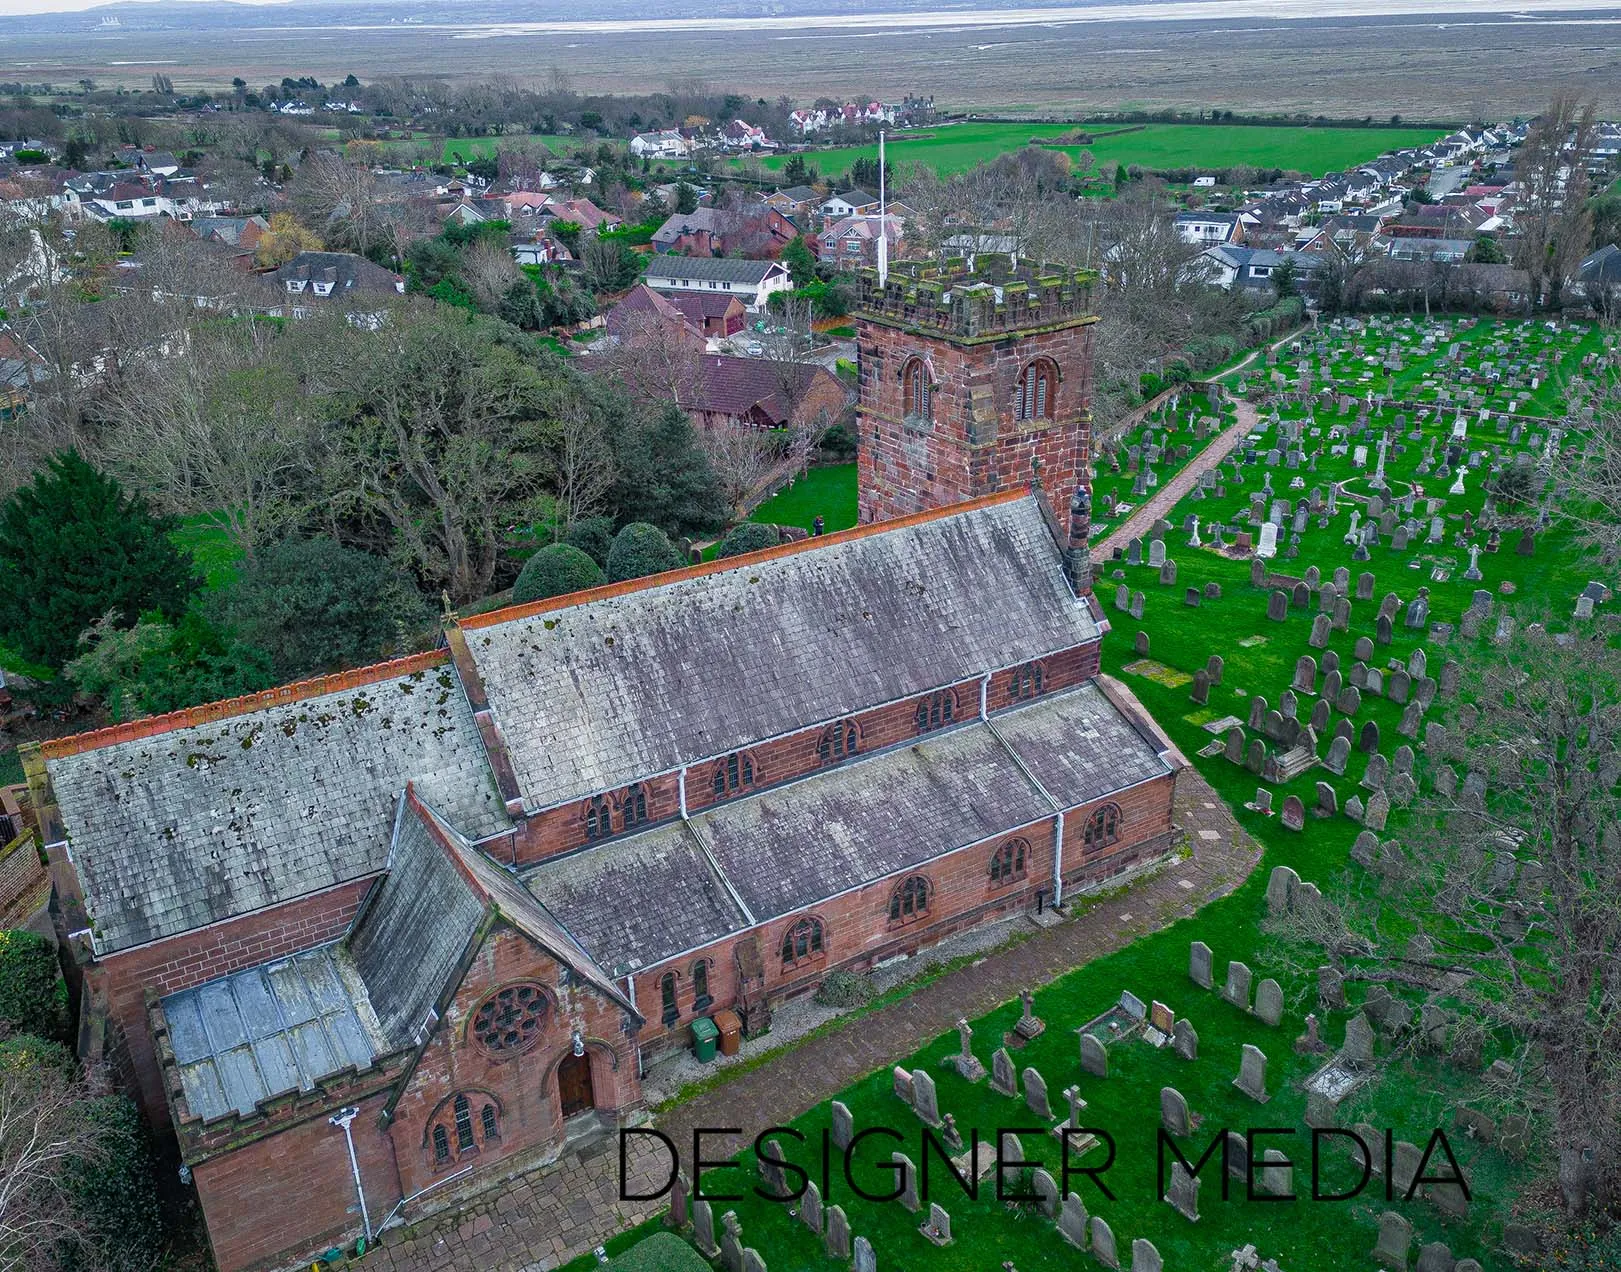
[852,256,1101,587]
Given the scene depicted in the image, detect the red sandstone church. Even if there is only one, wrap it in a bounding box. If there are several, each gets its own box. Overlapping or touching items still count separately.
[25,258,1184,1271]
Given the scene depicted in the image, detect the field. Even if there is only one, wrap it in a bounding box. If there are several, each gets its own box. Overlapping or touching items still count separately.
[631,315,1616,1271]
[735,122,1444,180]
[747,463,860,536]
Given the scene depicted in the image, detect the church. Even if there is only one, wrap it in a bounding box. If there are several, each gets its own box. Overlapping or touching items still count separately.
[25,256,1184,1272]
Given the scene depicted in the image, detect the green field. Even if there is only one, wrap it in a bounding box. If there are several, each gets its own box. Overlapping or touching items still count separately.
[734,122,1445,181]
[748,463,859,535]
[437,134,584,164]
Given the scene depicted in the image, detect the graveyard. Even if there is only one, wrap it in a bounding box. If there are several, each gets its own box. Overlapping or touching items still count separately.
[648,315,1616,1272]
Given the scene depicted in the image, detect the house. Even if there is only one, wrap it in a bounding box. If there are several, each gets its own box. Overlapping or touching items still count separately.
[190,215,269,251]
[817,214,904,269]
[1384,237,1473,264]
[820,189,880,223]
[0,328,46,419]
[652,205,797,258]
[535,198,621,236]
[642,256,793,309]
[652,207,731,256]
[1196,245,1326,295]
[267,251,404,317]
[603,283,708,345]
[669,291,747,338]
[629,130,692,160]
[686,354,849,431]
[764,185,820,220]
[507,228,572,267]
[27,253,1178,1272]
[719,120,771,151]
[1174,211,1246,246]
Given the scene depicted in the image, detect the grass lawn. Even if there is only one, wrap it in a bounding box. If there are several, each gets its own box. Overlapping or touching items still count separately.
[438,134,592,164]
[747,463,858,535]
[171,515,245,591]
[642,316,1614,1270]
[733,122,1445,182]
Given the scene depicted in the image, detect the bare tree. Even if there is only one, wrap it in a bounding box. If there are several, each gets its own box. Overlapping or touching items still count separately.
[0,1049,109,1269]
[1513,93,1598,309]
[1562,354,1621,563]
[698,418,786,513]
[589,308,705,409]
[460,240,523,314]
[548,399,616,536]
[1272,627,1621,1219]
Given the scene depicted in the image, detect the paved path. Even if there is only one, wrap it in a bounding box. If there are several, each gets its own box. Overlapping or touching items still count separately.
[373,767,1261,1272]
[1093,397,1259,562]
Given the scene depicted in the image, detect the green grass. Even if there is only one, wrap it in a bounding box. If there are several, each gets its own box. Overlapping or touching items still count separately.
[734,122,1446,182]
[171,515,245,591]
[747,463,858,535]
[437,134,591,164]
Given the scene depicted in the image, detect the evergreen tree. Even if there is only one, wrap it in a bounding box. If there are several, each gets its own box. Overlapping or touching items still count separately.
[512,543,605,603]
[608,404,730,538]
[0,451,199,670]
[675,181,700,214]
[605,523,686,583]
[717,522,780,558]
[781,234,818,287]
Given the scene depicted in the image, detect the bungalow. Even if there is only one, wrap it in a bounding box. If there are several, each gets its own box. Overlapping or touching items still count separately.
[687,354,849,432]
[605,284,746,345]
[537,198,621,236]
[267,251,404,318]
[764,186,820,220]
[1196,245,1326,296]
[1384,237,1472,264]
[642,256,792,309]
[820,189,879,223]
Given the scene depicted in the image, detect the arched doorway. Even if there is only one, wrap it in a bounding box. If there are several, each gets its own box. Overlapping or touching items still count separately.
[558,1051,594,1118]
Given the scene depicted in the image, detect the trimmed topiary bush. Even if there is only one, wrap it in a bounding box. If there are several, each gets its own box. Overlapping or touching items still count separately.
[717,523,780,560]
[605,523,686,583]
[563,516,616,568]
[512,543,606,603]
[0,929,62,1039]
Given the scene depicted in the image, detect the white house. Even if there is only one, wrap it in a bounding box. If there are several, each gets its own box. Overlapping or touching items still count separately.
[1173,211,1245,246]
[642,256,792,309]
[630,131,692,160]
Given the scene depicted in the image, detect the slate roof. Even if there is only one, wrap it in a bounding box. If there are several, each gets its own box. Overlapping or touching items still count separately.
[698,722,1052,920]
[523,823,748,972]
[644,256,786,286]
[462,493,1098,814]
[989,682,1173,805]
[162,944,387,1123]
[45,659,510,954]
[348,796,488,1046]
[652,208,728,246]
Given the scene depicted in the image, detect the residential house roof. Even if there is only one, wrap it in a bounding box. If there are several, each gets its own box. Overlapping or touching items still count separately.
[652,207,729,247]
[271,251,403,298]
[643,256,787,286]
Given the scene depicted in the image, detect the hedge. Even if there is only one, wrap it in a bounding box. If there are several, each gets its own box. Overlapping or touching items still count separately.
[0,929,61,1039]
[606,523,686,583]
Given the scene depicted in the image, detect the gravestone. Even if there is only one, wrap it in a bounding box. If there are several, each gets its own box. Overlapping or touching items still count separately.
[1206,654,1225,684]
[1023,1067,1053,1121]
[824,1206,850,1259]
[1015,988,1046,1040]
[919,1202,951,1246]
[990,1048,1018,1097]
[831,1101,853,1151]
[893,1152,920,1211]
[1080,1033,1107,1078]
[1267,590,1288,621]
[670,1171,691,1229]
[1234,1044,1269,1102]
[951,1018,986,1082]
[1172,1018,1197,1060]
[1281,796,1305,831]
[911,1069,942,1127]
[853,1235,875,1272]
[1057,1193,1089,1248]
[1091,1217,1119,1270]
[1225,1130,1249,1182]
[1131,1238,1161,1272]
[892,1067,913,1106]
[1340,1014,1375,1069]
[1190,670,1210,705]
[693,1201,720,1259]
[1223,961,1253,1009]
[1164,1160,1200,1221]
[1257,1149,1292,1197]
[1325,735,1351,777]
[1293,654,1318,691]
[799,1180,822,1235]
[1255,978,1284,1026]
[1309,613,1332,648]
[719,1213,744,1272]
[1160,1086,1192,1137]
[1189,941,1213,989]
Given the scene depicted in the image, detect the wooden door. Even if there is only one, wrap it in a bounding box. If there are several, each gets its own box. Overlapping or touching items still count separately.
[558,1051,594,1118]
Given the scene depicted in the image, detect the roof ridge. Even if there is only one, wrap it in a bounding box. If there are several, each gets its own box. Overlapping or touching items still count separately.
[460,487,1034,632]
[41,649,450,759]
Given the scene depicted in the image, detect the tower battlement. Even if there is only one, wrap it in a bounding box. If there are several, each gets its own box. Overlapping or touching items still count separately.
[854,256,1098,340]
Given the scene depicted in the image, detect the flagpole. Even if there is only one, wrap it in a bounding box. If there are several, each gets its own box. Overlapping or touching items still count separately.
[876,129,888,285]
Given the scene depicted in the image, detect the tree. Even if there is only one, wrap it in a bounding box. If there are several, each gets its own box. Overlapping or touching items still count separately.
[0,452,199,670]
[783,155,814,186]
[547,399,617,537]
[781,234,818,287]
[673,181,699,215]
[579,235,641,294]
[605,522,685,581]
[0,931,61,1039]
[1467,233,1508,265]
[64,611,275,720]
[1273,628,1621,1220]
[1270,257,1298,300]
[512,542,605,603]
[215,537,430,681]
[1513,93,1598,308]
[1564,357,1621,562]
[607,403,730,537]
[563,516,615,567]
[717,522,779,558]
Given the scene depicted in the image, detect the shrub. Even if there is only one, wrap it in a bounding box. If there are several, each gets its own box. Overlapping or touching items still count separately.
[812,969,876,1009]
[819,421,858,462]
[0,929,62,1039]
[63,1095,164,1272]
[563,516,616,567]
[0,1032,74,1075]
[605,523,686,583]
[717,523,780,559]
[512,543,605,603]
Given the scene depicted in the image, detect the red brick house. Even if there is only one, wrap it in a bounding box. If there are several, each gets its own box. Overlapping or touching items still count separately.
[686,353,849,431]
[27,255,1180,1272]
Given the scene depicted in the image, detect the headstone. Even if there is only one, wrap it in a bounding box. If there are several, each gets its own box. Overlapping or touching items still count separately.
[693,1201,719,1259]
[1023,1067,1053,1121]
[1267,589,1288,621]
[853,1235,875,1272]
[951,1018,986,1082]
[719,1213,744,1272]
[1172,1018,1197,1060]
[990,1048,1018,1097]
[1189,941,1213,989]
[1254,978,1284,1026]
[831,1102,853,1151]
[919,1201,951,1245]
[1031,1167,1059,1218]
[911,1069,942,1127]
[824,1206,850,1260]
[1079,1034,1107,1078]
[892,1152,919,1211]
[892,1067,913,1106]
[799,1180,822,1235]
[1190,670,1210,705]
[1091,1217,1119,1270]
[1015,988,1045,1040]
[669,1170,691,1229]
[1308,613,1331,648]
[1163,1160,1200,1221]
[1160,1085,1192,1137]
[1223,961,1252,1009]
[1325,735,1351,775]
[1233,1044,1269,1102]
[1256,1149,1292,1197]
[1340,1014,1375,1069]
[1280,796,1305,831]
[1057,1193,1089,1249]
[1224,1131,1249,1182]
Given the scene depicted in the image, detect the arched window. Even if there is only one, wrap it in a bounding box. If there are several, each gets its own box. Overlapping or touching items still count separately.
[585,795,610,840]
[433,1124,451,1166]
[1083,804,1121,855]
[1008,661,1044,702]
[990,837,1028,886]
[659,972,680,1026]
[481,1104,499,1142]
[712,751,756,798]
[903,357,933,423]
[781,917,825,967]
[914,689,956,734]
[1015,360,1056,422]
[888,875,931,925]
[454,1094,475,1152]
[817,719,859,765]
[621,782,648,831]
[692,960,713,1012]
